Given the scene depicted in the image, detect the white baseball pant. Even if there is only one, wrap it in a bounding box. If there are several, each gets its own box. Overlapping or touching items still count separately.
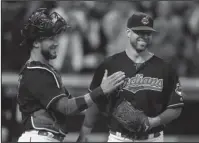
[107,131,164,142]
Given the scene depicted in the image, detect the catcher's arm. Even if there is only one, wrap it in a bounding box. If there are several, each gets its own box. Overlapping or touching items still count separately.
[51,71,125,115]
[77,103,100,142]
[148,108,182,129]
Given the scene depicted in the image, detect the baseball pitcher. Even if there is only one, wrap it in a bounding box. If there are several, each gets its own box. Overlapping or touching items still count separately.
[77,12,184,142]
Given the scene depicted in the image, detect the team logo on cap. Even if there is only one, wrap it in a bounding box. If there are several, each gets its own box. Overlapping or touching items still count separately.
[141,16,149,25]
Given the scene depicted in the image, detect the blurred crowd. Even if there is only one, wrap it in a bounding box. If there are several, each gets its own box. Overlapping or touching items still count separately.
[2,1,199,77]
[2,2,199,142]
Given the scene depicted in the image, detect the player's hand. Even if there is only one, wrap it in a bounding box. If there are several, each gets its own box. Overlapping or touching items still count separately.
[100,70,125,94]
[147,116,161,130]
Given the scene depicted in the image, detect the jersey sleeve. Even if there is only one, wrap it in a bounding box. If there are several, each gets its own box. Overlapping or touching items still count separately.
[164,65,185,109]
[89,62,106,91]
[26,69,66,109]
[88,61,109,110]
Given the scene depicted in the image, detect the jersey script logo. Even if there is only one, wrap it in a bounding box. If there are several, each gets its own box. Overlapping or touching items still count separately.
[123,74,163,94]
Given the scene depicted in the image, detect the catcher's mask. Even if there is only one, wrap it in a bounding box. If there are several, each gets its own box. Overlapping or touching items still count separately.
[20,8,70,46]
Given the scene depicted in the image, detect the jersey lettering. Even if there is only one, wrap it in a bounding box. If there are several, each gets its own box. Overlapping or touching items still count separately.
[123,74,163,93]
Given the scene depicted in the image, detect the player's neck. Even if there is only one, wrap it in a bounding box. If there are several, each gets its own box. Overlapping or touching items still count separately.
[29,49,50,65]
[125,47,153,63]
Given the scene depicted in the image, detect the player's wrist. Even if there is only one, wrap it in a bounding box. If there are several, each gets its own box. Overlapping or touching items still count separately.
[89,86,104,103]
[84,93,94,107]
[148,116,161,129]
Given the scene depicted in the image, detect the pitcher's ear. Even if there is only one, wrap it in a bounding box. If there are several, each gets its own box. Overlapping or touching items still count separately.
[126,28,131,38]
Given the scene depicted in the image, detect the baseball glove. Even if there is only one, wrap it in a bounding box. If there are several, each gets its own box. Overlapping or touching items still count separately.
[112,100,150,133]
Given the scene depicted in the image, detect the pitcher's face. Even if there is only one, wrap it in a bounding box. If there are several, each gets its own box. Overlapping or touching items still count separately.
[127,29,152,52]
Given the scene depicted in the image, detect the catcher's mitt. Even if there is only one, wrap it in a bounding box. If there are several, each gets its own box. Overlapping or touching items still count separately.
[112,100,150,133]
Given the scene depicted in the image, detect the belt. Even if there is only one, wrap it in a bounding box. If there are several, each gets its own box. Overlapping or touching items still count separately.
[37,130,65,142]
[110,130,161,140]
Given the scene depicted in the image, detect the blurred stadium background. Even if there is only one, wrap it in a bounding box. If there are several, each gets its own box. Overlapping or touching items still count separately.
[1,1,199,142]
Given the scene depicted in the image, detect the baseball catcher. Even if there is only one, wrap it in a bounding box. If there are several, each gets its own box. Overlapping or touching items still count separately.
[17,8,125,142]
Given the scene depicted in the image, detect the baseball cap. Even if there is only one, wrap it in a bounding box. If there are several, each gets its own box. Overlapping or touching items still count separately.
[127,12,156,32]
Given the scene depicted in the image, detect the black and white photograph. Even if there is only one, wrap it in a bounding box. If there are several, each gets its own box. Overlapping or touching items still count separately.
[1,1,199,142]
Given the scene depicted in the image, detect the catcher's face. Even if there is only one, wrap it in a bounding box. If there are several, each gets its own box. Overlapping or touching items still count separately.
[39,35,59,60]
[127,29,152,52]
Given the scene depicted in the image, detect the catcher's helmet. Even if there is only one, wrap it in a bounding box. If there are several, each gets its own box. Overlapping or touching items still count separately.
[20,8,70,46]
